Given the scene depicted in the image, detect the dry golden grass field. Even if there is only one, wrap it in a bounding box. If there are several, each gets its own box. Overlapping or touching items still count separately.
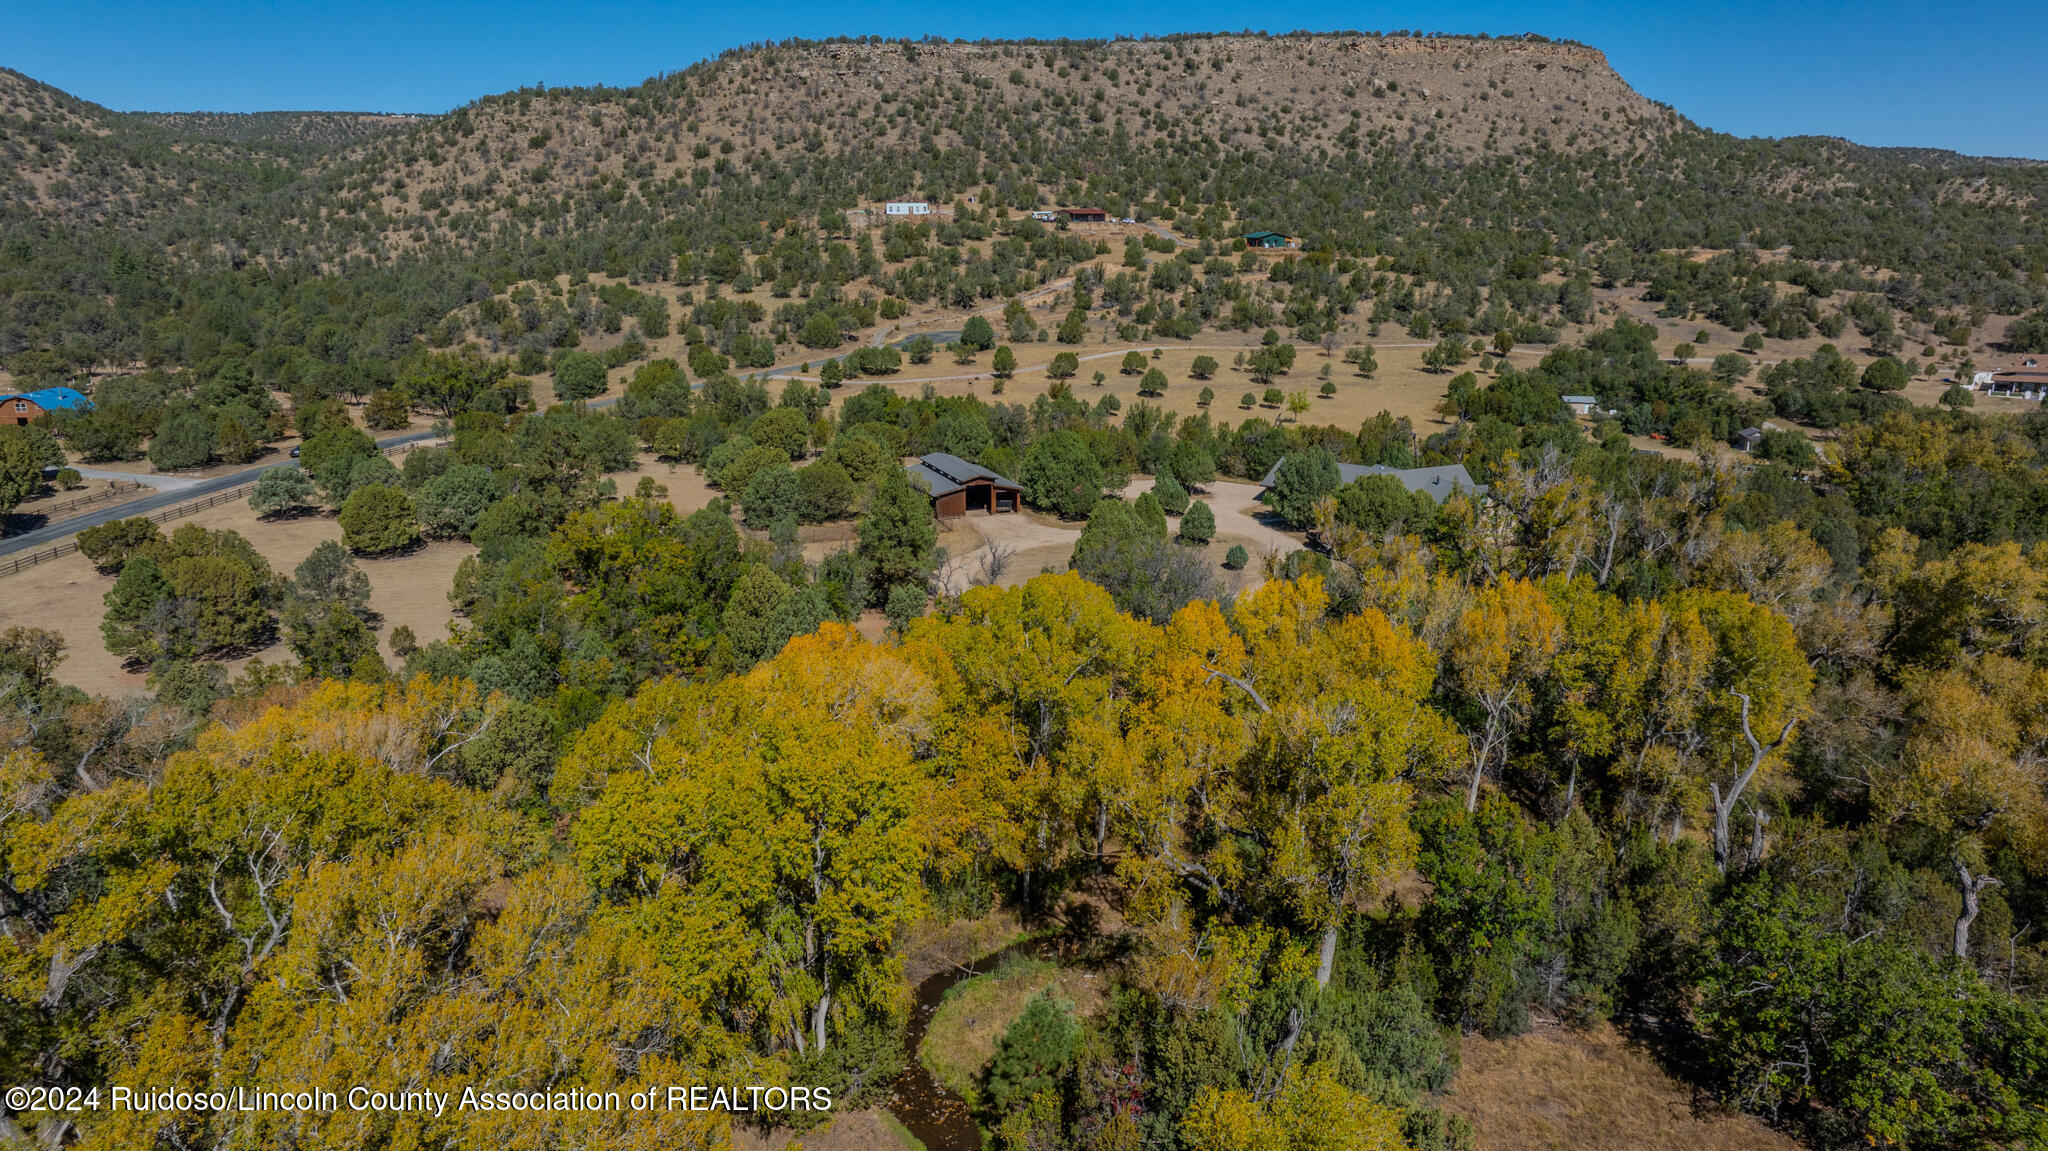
[1440,1022,1802,1151]
[19,497,474,694]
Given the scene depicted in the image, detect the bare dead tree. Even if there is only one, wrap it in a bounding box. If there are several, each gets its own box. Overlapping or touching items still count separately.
[1710,691,1797,871]
[974,540,1016,587]
[1955,860,2002,961]
[205,825,293,1047]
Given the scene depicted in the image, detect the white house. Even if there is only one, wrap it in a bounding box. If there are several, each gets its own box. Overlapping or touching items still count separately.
[884,201,932,216]
[1973,371,1998,388]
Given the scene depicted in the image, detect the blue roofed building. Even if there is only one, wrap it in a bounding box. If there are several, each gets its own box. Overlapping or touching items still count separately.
[1,387,91,426]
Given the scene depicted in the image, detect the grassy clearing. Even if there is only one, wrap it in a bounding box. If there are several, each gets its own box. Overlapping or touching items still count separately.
[1439,1022,1802,1151]
[919,954,1106,1108]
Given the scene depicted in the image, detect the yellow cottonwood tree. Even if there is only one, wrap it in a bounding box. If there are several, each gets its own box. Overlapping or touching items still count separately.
[1181,1063,1409,1151]
[571,624,931,1056]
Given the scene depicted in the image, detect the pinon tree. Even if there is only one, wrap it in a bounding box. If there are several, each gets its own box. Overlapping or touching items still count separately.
[1020,429,1106,519]
[1268,449,1341,529]
[961,314,997,351]
[338,484,418,555]
[1152,467,1190,515]
[1178,498,1216,544]
[857,468,939,604]
[551,349,608,401]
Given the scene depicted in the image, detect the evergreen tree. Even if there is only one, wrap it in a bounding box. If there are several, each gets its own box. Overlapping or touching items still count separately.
[1179,499,1216,544]
[249,466,318,519]
[984,993,1078,1115]
[961,314,997,351]
[1020,429,1106,519]
[721,563,792,666]
[552,350,608,401]
[338,484,418,554]
[1269,449,1342,528]
[1153,468,1190,516]
[147,408,215,470]
[857,468,938,603]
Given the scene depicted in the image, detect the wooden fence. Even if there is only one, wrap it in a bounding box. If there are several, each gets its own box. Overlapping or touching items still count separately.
[31,480,147,521]
[0,439,438,581]
[0,482,259,579]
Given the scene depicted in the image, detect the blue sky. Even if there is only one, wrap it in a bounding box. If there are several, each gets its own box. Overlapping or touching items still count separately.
[9,0,2046,158]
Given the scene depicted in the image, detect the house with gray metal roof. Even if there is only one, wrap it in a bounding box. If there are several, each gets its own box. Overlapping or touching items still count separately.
[1256,457,1484,505]
[905,453,1022,518]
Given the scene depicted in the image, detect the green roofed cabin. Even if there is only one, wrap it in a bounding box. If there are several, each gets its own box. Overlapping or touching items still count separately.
[905,453,1023,519]
[1243,231,1297,249]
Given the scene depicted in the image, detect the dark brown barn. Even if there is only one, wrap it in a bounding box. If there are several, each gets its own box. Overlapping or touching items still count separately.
[1060,207,1109,223]
[906,453,1022,519]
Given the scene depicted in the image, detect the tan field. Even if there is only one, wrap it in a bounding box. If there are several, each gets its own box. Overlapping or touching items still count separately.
[1441,1022,1801,1151]
[20,496,474,694]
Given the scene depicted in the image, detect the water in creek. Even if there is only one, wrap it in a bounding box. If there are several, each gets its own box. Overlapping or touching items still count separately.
[885,947,1020,1151]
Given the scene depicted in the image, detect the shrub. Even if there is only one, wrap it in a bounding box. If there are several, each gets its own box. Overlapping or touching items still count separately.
[1179,499,1216,544]
[1224,544,1249,569]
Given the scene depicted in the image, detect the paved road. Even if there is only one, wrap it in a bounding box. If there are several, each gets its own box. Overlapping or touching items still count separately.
[0,427,445,559]
[68,466,202,492]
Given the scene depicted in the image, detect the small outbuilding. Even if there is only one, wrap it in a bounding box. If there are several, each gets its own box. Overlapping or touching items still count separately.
[906,453,1022,518]
[1060,207,1109,223]
[1562,395,1598,416]
[1735,427,1764,452]
[1,387,90,426]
